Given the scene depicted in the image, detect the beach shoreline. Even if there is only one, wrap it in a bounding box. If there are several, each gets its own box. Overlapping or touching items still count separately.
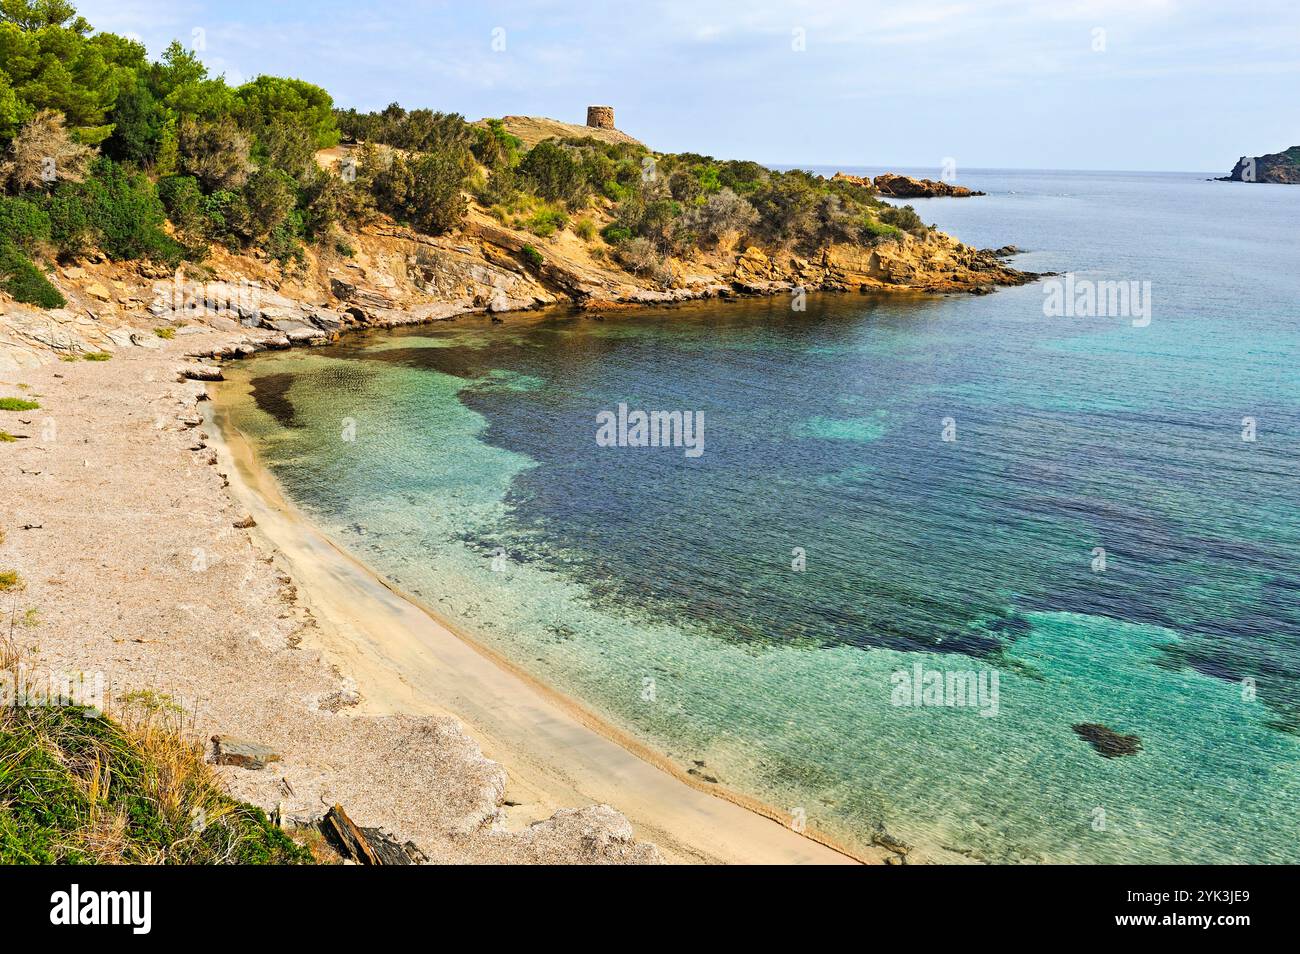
[208,370,876,864]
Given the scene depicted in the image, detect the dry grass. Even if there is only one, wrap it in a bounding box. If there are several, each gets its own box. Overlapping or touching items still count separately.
[0,636,311,864]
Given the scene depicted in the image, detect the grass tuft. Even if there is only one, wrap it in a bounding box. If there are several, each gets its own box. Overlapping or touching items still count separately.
[82,352,112,362]
[0,642,312,865]
[0,398,39,412]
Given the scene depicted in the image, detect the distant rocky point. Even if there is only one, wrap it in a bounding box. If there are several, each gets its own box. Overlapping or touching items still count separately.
[833,171,985,198]
[1218,146,1300,184]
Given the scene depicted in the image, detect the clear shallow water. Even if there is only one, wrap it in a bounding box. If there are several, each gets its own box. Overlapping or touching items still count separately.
[222,170,1300,862]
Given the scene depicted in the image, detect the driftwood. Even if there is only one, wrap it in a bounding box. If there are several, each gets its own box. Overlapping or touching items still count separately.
[319,805,427,865]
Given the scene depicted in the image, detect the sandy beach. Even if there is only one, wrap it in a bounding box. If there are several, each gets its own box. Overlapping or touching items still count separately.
[1,328,868,864]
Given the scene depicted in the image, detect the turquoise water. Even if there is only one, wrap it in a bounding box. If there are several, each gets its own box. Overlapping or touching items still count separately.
[222,170,1300,862]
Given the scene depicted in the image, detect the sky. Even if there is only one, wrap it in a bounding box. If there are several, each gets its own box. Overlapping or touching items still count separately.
[76,0,1300,172]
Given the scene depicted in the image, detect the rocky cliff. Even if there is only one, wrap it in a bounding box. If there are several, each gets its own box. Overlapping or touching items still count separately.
[1219,146,1300,184]
[3,148,1033,372]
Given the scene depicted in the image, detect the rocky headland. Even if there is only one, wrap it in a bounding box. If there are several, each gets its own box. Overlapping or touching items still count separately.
[833,171,986,198]
[3,147,1031,375]
[1218,146,1300,184]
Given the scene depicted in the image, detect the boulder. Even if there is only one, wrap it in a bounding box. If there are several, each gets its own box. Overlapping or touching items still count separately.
[286,327,327,344]
[733,246,775,283]
[177,363,223,381]
[308,308,346,332]
[211,735,281,770]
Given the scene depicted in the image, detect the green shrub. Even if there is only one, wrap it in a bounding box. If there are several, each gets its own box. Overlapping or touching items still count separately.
[406,151,470,234]
[600,224,632,245]
[526,206,568,237]
[158,174,208,236]
[0,197,52,251]
[573,217,597,241]
[233,167,297,243]
[878,204,925,232]
[861,216,903,242]
[0,241,66,308]
[42,160,184,265]
[177,115,253,193]
[371,148,470,235]
[472,118,524,169]
[475,165,521,207]
[518,140,586,204]
[520,244,544,267]
[0,397,40,411]
[43,189,96,258]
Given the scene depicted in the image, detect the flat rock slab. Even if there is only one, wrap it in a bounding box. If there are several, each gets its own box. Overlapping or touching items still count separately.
[212,734,282,770]
[177,363,223,381]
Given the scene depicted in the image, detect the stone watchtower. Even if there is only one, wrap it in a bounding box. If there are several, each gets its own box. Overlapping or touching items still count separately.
[586,105,615,130]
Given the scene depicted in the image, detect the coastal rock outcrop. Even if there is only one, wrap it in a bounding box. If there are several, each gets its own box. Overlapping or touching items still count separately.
[1218,146,1300,184]
[830,171,984,197]
[728,230,1030,295]
[871,172,985,198]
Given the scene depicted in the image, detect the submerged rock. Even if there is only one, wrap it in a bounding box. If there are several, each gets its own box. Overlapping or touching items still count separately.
[1072,723,1142,758]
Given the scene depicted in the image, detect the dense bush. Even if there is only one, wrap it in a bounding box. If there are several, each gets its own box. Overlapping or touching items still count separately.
[369,147,469,235]
[860,216,902,242]
[0,194,51,248]
[103,80,166,165]
[473,118,522,169]
[41,158,183,263]
[232,167,295,242]
[878,203,925,232]
[236,75,339,150]
[0,238,65,307]
[526,206,567,237]
[157,174,207,235]
[517,140,586,205]
[680,188,757,248]
[177,115,252,192]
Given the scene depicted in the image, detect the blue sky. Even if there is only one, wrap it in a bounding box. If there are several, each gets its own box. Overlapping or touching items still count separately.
[78,0,1300,172]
